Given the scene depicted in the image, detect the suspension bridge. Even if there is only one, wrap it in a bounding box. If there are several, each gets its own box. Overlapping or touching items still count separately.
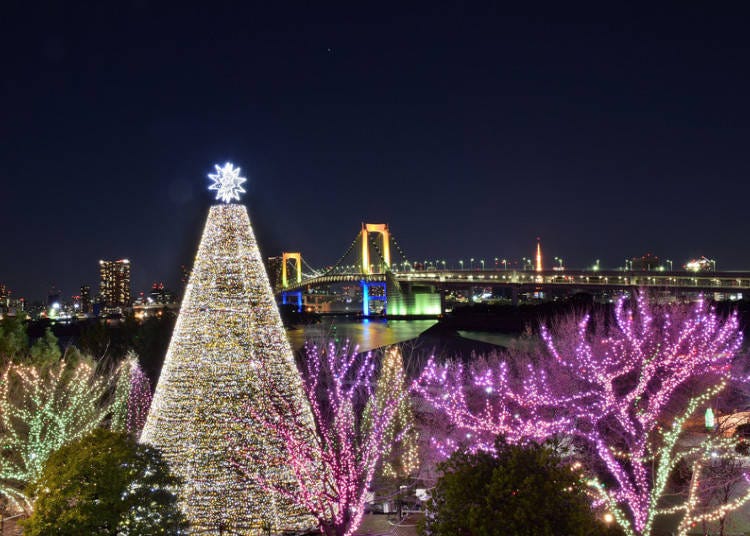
[270,223,750,317]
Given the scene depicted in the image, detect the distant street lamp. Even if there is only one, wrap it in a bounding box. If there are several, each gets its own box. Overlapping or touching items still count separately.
[470,258,475,270]
[459,260,464,270]
[502,259,508,270]
[593,259,600,272]
[666,259,673,271]
[554,256,564,269]
[480,259,485,270]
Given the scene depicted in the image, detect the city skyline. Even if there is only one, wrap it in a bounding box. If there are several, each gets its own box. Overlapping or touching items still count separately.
[3,4,750,298]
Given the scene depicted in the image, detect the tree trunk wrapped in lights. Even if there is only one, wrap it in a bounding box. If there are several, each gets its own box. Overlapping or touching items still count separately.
[141,202,315,534]
[416,295,746,536]
[0,358,121,513]
[231,342,411,536]
[364,346,419,481]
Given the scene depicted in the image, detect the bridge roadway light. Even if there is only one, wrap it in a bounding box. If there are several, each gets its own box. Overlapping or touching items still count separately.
[480,259,485,270]
[459,260,464,270]
[470,258,475,270]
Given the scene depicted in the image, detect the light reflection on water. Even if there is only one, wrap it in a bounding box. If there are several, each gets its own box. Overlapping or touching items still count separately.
[286,318,438,353]
[286,318,518,353]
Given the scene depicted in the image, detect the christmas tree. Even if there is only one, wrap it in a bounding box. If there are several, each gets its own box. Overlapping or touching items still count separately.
[141,163,314,534]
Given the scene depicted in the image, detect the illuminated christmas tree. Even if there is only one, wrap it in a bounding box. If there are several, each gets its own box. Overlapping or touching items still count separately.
[141,163,315,534]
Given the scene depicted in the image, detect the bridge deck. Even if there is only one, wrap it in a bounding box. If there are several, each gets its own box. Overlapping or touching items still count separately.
[278,270,750,293]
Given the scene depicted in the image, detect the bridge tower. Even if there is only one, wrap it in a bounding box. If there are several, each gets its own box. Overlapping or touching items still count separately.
[361,223,391,274]
[281,252,302,288]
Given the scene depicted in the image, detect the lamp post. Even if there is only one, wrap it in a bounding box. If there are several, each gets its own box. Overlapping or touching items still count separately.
[554,256,563,269]
[480,259,485,270]
[502,259,508,270]
[470,258,475,270]
[459,260,464,270]
[666,259,673,271]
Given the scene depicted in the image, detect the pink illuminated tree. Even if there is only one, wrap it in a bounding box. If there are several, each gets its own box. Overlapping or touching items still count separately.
[111,354,153,437]
[126,359,152,435]
[416,295,746,536]
[231,342,410,536]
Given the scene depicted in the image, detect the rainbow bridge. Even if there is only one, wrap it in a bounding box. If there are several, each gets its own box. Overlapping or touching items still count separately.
[271,223,750,316]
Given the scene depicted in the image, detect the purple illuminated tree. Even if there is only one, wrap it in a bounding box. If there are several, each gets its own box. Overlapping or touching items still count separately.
[231,342,409,536]
[112,354,153,437]
[126,359,152,435]
[416,295,746,536]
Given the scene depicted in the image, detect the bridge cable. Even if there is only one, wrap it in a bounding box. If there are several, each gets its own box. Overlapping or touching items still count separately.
[300,256,324,278]
[321,231,363,277]
[388,233,410,265]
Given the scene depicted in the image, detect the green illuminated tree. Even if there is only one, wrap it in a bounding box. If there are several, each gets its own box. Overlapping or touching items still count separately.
[22,429,187,535]
[0,358,121,513]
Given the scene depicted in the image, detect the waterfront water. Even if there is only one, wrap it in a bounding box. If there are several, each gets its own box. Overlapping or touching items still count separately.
[286,318,518,353]
[286,318,437,352]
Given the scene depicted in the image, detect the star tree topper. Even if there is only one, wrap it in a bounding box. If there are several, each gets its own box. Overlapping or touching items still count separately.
[208,162,247,203]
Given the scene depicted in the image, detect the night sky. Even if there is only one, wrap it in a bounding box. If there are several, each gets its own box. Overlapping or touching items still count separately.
[3,3,750,301]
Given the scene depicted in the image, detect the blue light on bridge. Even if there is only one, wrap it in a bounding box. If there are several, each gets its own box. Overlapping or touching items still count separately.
[281,291,303,311]
[360,280,387,316]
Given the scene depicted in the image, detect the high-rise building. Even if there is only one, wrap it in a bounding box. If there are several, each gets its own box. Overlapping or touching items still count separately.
[80,285,92,314]
[99,259,131,310]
